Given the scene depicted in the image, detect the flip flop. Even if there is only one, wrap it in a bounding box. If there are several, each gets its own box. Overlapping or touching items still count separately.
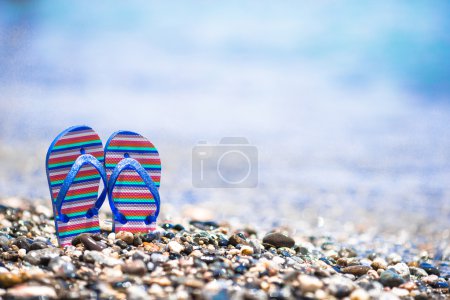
[104,131,161,233]
[46,125,108,246]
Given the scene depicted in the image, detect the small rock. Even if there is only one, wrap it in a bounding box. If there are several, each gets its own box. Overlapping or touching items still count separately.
[122,260,147,276]
[0,273,24,288]
[327,275,356,297]
[240,245,254,256]
[421,274,439,285]
[24,248,62,265]
[29,241,47,250]
[116,231,134,245]
[17,249,26,258]
[83,250,123,267]
[80,234,106,251]
[133,236,143,247]
[409,267,428,277]
[298,275,323,293]
[12,237,30,251]
[262,232,295,248]
[391,263,410,281]
[167,241,184,254]
[229,234,248,246]
[6,284,57,299]
[350,288,370,300]
[379,270,405,287]
[49,257,76,278]
[391,287,409,297]
[371,257,387,270]
[419,262,440,276]
[342,265,371,276]
[184,279,204,288]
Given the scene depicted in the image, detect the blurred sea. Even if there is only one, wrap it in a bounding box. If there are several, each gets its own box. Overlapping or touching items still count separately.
[0,1,449,242]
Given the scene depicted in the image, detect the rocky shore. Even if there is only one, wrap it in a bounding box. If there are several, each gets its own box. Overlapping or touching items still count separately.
[0,200,448,300]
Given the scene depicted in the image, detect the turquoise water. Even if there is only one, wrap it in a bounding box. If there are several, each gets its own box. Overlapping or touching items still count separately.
[0,1,449,235]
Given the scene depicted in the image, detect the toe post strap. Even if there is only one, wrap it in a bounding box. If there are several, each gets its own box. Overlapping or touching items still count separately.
[55,154,108,223]
[108,158,161,225]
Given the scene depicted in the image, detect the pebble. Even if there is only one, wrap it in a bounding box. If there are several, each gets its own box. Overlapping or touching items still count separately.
[327,275,355,297]
[0,273,24,288]
[298,275,323,292]
[262,233,295,248]
[24,248,62,265]
[29,241,48,250]
[240,245,254,256]
[379,270,406,287]
[228,233,248,246]
[390,262,410,281]
[371,257,387,270]
[6,284,57,299]
[116,231,134,245]
[80,234,106,251]
[419,262,440,276]
[167,241,184,254]
[122,260,147,276]
[350,288,370,300]
[342,265,371,276]
[48,257,76,278]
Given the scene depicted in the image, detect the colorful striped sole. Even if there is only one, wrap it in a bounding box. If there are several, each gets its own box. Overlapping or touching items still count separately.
[104,131,161,233]
[46,126,104,246]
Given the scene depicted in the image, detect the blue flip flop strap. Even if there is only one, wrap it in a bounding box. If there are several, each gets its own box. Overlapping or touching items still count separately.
[55,154,108,223]
[108,158,161,225]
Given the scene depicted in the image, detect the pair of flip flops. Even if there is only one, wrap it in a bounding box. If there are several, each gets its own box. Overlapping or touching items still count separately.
[45,125,161,246]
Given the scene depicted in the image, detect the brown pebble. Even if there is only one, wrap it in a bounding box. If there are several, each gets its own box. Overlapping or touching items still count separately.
[342,265,371,276]
[184,279,204,288]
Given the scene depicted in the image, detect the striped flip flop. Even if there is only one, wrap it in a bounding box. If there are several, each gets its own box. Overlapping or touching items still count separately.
[46,125,108,246]
[104,131,161,233]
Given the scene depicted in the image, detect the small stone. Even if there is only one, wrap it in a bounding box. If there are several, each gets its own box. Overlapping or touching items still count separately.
[229,233,248,246]
[421,274,438,285]
[0,273,24,288]
[379,270,406,287]
[115,240,128,249]
[116,231,134,245]
[6,284,57,299]
[298,275,323,293]
[184,279,204,288]
[391,287,409,297]
[409,267,428,277]
[80,234,106,251]
[17,249,26,258]
[342,265,371,276]
[327,275,356,297]
[371,257,387,270]
[24,248,62,265]
[122,260,147,276]
[419,262,440,276]
[12,237,30,251]
[240,245,254,256]
[391,263,410,281]
[350,288,370,300]
[133,236,143,247]
[167,241,184,254]
[83,250,123,267]
[29,241,47,250]
[49,257,76,278]
[262,232,295,248]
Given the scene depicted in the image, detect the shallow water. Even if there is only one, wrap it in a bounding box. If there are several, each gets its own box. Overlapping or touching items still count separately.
[0,1,449,245]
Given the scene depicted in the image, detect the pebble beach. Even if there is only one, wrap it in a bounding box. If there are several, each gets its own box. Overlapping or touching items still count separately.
[0,198,448,300]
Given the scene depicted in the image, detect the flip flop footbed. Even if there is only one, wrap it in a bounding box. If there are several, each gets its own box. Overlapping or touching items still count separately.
[46,126,104,246]
[105,131,161,233]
